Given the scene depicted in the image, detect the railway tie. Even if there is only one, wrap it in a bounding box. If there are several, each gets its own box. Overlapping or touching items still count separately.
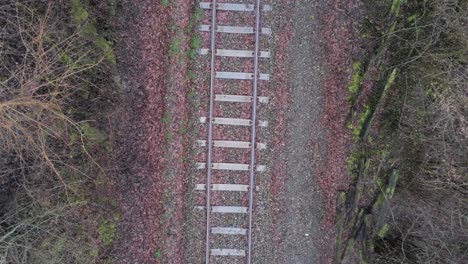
[196,1,271,263]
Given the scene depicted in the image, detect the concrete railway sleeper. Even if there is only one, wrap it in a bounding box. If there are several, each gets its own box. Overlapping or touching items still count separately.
[196,0,270,263]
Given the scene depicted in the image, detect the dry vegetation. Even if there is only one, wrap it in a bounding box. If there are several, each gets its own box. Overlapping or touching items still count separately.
[354,0,467,263]
[0,1,117,263]
[376,2,467,263]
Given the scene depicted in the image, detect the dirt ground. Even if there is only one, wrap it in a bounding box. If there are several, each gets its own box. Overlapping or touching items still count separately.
[113,0,361,263]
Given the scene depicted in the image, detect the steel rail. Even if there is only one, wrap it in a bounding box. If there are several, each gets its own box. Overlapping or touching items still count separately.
[205,0,217,263]
[247,0,262,263]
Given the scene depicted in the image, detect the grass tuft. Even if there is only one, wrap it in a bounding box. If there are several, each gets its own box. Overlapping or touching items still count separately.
[169,37,181,58]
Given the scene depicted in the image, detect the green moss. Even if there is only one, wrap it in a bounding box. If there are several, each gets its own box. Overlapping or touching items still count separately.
[69,130,80,146]
[71,0,89,25]
[98,220,117,246]
[345,238,356,256]
[69,192,89,204]
[81,123,106,145]
[339,191,347,204]
[385,170,399,200]
[364,159,371,170]
[82,24,116,64]
[40,237,52,249]
[39,235,98,262]
[59,52,73,65]
[52,237,66,256]
[352,69,397,141]
[71,0,116,64]
[348,61,363,104]
[162,0,169,7]
[353,104,372,141]
[390,0,402,17]
[82,22,97,36]
[113,212,121,221]
[336,226,344,260]
[374,192,385,209]
[95,36,117,64]
[39,237,67,259]
[378,223,390,238]
[376,176,385,189]
[379,147,391,160]
[407,14,418,22]
[374,170,399,209]
[347,149,365,181]
[90,248,99,258]
[383,69,397,92]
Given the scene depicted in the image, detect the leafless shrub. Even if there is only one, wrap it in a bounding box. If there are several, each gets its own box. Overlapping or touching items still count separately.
[372,0,468,263]
[0,1,107,263]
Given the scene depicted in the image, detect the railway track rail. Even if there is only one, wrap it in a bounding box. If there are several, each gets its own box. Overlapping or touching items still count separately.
[196,1,271,263]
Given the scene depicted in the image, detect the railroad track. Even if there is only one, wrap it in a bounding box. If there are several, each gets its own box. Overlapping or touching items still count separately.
[196,1,271,263]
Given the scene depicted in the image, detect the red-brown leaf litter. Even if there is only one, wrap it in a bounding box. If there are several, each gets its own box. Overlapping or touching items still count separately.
[113,0,192,263]
[320,0,360,223]
[317,0,360,263]
[315,0,361,262]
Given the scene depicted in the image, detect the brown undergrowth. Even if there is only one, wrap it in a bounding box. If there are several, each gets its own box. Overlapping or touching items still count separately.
[0,1,118,263]
[337,0,467,263]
